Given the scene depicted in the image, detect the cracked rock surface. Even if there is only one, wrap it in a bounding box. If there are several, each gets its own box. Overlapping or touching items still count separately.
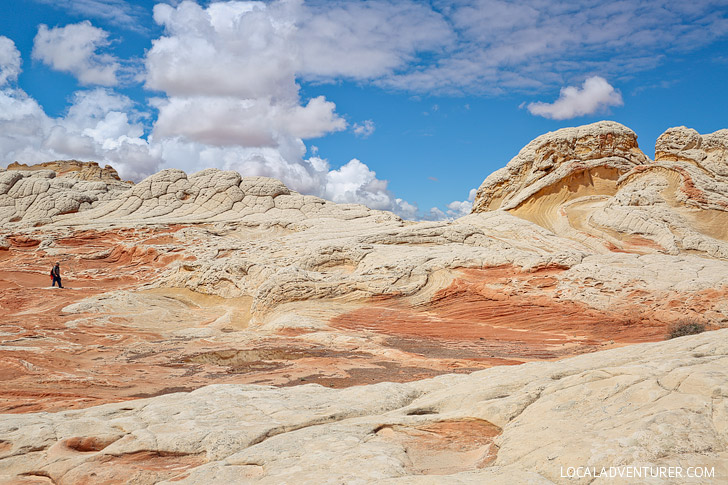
[2,124,728,483]
[1,330,725,484]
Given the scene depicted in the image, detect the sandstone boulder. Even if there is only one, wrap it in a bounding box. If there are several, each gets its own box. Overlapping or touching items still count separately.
[655,126,728,176]
[470,122,728,260]
[589,127,728,256]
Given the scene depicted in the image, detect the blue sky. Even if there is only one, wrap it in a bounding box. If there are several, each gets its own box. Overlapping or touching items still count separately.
[0,0,727,219]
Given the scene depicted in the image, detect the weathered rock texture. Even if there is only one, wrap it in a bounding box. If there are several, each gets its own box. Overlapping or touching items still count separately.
[57,168,395,227]
[2,124,728,483]
[0,162,130,225]
[472,121,648,213]
[7,160,127,183]
[473,122,728,259]
[1,330,725,483]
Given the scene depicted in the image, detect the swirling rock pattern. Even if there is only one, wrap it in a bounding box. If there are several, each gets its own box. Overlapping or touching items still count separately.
[2,126,728,483]
[473,122,728,259]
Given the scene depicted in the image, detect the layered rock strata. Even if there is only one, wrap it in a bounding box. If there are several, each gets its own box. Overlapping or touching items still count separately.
[471,121,649,214]
[1,123,728,482]
[2,170,727,414]
[58,168,394,226]
[6,160,127,182]
[1,329,725,483]
[472,122,728,258]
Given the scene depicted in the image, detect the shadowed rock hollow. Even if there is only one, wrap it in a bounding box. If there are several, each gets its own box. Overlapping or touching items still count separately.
[1,123,727,483]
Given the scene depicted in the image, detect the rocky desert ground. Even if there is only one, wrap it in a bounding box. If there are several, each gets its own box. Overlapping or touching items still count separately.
[1,121,727,483]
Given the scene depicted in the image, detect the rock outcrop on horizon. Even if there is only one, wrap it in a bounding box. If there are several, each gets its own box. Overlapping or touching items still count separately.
[472,122,728,258]
[7,160,128,183]
[0,162,131,225]
[58,168,397,227]
[471,121,649,214]
[1,123,727,483]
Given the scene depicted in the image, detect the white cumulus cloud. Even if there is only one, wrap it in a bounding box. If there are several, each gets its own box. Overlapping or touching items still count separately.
[146,1,297,99]
[1,20,416,218]
[152,95,345,148]
[141,0,417,218]
[0,36,21,86]
[323,159,394,210]
[0,76,161,181]
[425,188,477,220]
[322,160,420,217]
[141,1,728,96]
[445,187,478,218]
[352,120,375,138]
[32,21,119,86]
[526,76,623,120]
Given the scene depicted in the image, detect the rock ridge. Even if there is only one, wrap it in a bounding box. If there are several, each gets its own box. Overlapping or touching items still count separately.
[472,122,728,260]
[6,160,128,183]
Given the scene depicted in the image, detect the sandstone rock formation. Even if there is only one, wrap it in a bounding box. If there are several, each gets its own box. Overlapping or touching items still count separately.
[7,160,127,183]
[472,121,649,214]
[0,163,130,225]
[472,122,728,259]
[655,126,728,172]
[2,123,728,483]
[596,126,728,258]
[1,329,725,483]
[57,168,395,227]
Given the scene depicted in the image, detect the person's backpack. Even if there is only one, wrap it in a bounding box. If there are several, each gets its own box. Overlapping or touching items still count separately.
[50,269,54,277]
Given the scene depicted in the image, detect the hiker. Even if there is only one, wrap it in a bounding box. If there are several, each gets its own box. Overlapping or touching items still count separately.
[50,262,63,288]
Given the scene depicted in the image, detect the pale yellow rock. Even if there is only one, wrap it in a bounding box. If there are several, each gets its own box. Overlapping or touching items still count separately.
[5,126,727,327]
[470,122,728,261]
[51,168,398,227]
[655,126,728,176]
[589,127,728,257]
[471,121,649,214]
[0,168,129,224]
[0,330,725,484]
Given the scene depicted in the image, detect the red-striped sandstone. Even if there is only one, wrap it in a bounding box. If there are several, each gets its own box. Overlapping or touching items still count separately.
[1,123,727,483]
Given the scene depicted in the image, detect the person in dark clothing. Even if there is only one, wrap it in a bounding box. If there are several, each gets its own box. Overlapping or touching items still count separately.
[51,262,63,288]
